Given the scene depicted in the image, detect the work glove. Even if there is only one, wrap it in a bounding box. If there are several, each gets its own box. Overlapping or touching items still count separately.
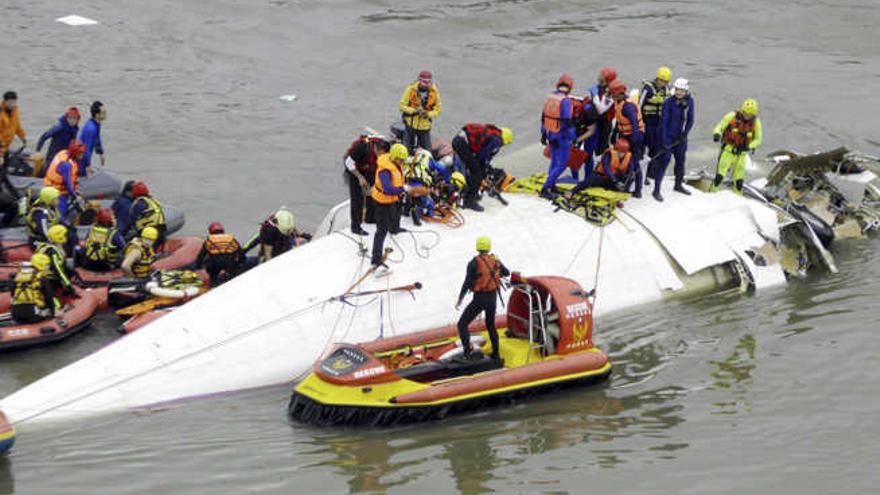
[540,135,548,146]
[713,133,721,143]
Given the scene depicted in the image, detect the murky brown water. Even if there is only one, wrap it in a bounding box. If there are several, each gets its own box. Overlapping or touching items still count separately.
[1,0,879,493]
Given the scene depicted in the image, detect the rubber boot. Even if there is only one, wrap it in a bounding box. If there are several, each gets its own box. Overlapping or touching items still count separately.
[709,174,724,192]
[734,179,744,195]
[673,181,692,195]
[411,208,422,226]
[652,190,664,202]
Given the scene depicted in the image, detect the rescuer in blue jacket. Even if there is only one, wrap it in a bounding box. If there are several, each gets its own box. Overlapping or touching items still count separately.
[540,74,576,198]
[36,107,80,163]
[78,101,106,176]
[652,78,695,201]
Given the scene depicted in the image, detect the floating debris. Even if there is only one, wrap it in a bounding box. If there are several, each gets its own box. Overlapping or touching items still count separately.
[56,15,99,26]
[279,94,298,102]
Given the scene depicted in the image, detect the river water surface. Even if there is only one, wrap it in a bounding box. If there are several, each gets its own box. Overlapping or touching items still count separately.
[1,0,879,493]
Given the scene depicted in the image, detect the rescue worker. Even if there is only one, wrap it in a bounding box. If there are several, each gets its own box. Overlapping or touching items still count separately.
[243,208,304,262]
[77,208,125,271]
[344,135,390,235]
[404,148,448,225]
[78,100,106,175]
[398,71,442,153]
[574,94,613,178]
[641,66,672,185]
[566,139,634,197]
[0,152,20,226]
[36,107,80,164]
[35,224,75,291]
[711,98,763,194]
[540,74,576,198]
[196,222,245,286]
[113,180,136,237]
[25,186,61,244]
[121,226,159,279]
[130,182,166,245]
[587,68,618,155]
[371,143,410,269]
[43,139,86,219]
[455,236,510,362]
[652,78,695,200]
[609,79,645,197]
[0,91,27,163]
[452,123,513,211]
[11,253,59,324]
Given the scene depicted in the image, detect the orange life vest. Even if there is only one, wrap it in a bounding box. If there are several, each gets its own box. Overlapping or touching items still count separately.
[596,150,632,177]
[205,234,241,256]
[371,154,404,205]
[473,254,501,293]
[721,112,757,149]
[614,99,645,136]
[344,135,383,175]
[463,123,503,154]
[43,150,80,195]
[542,92,568,133]
[407,83,438,112]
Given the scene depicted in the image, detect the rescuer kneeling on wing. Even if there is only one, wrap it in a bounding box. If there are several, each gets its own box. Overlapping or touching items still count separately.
[197,222,245,286]
[455,236,510,362]
[565,138,634,197]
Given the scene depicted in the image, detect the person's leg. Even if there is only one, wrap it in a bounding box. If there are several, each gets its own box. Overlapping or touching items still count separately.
[712,148,736,191]
[731,153,748,194]
[403,125,417,153]
[453,136,483,207]
[417,130,432,152]
[347,170,365,231]
[457,299,483,356]
[673,143,687,186]
[652,150,671,197]
[481,294,500,359]
[371,204,391,265]
[542,139,570,194]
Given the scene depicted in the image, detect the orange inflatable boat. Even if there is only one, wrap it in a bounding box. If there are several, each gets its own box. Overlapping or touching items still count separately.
[289,275,611,426]
[0,288,99,352]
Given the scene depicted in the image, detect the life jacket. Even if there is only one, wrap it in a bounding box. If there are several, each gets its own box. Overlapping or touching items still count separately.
[84,225,120,264]
[463,123,503,154]
[406,150,434,186]
[641,80,670,118]
[25,202,60,242]
[43,150,80,195]
[344,135,383,175]
[721,111,757,149]
[204,233,241,256]
[596,149,632,177]
[402,82,439,130]
[131,196,166,232]
[542,92,568,134]
[124,238,156,278]
[614,99,645,136]
[473,254,501,293]
[12,267,49,309]
[34,243,67,282]
[371,154,404,205]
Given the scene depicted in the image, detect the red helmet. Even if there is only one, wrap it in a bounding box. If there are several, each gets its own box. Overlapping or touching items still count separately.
[556,73,573,91]
[208,222,225,234]
[613,139,631,153]
[608,79,627,96]
[600,67,618,84]
[65,107,80,119]
[67,139,86,157]
[96,208,114,226]
[131,181,150,198]
[418,70,433,85]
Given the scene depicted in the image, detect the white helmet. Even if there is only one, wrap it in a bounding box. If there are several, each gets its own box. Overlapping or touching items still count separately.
[273,208,296,235]
[673,78,689,91]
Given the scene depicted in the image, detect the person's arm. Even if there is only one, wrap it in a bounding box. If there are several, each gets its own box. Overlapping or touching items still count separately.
[457,259,477,304]
[36,122,62,152]
[639,83,652,109]
[426,88,441,119]
[196,242,208,267]
[15,113,26,144]
[260,244,272,262]
[1,167,18,199]
[114,200,132,236]
[622,103,643,145]
[498,259,511,278]
[601,153,616,178]
[52,254,72,288]
[94,128,103,156]
[683,97,695,137]
[121,249,140,278]
[242,231,260,253]
[750,118,762,151]
[36,211,50,239]
[561,97,575,141]
[429,157,451,181]
[378,170,405,196]
[576,123,597,144]
[713,111,736,137]
[398,85,418,115]
[660,100,672,147]
[476,136,502,167]
[59,162,76,194]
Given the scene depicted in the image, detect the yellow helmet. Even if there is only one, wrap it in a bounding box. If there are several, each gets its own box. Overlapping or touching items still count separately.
[741,98,759,117]
[30,253,51,270]
[476,235,491,252]
[274,209,296,236]
[450,171,466,189]
[141,226,159,240]
[39,186,60,205]
[656,66,672,82]
[47,224,68,244]
[500,127,513,146]
[389,143,409,162]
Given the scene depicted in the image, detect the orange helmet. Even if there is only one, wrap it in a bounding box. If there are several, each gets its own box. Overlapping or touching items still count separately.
[556,73,573,91]
[613,139,631,153]
[131,181,150,198]
[96,208,114,226]
[208,222,225,234]
[600,67,617,84]
[67,139,86,157]
[608,79,627,96]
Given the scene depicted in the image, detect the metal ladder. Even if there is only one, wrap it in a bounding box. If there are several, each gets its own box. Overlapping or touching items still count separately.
[508,285,550,362]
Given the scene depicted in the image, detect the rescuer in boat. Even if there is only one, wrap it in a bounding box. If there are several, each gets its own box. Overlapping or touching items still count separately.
[609,79,645,198]
[540,74,576,199]
[0,91,27,164]
[371,143,410,271]
[455,236,510,362]
[35,224,76,293]
[76,208,125,272]
[121,226,159,279]
[129,181,166,245]
[197,221,245,286]
[112,180,135,237]
[25,187,62,245]
[0,155,20,226]
[344,134,390,235]
[243,208,306,263]
[452,123,513,211]
[11,253,59,324]
[587,68,618,155]
[651,78,695,200]
[43,139,86,221]
[641,66,672,186]
[399,70,442,153]
[711,98,763,194]
[79,100,107,175]
[35,106,80,165]
[565,139,634,198]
